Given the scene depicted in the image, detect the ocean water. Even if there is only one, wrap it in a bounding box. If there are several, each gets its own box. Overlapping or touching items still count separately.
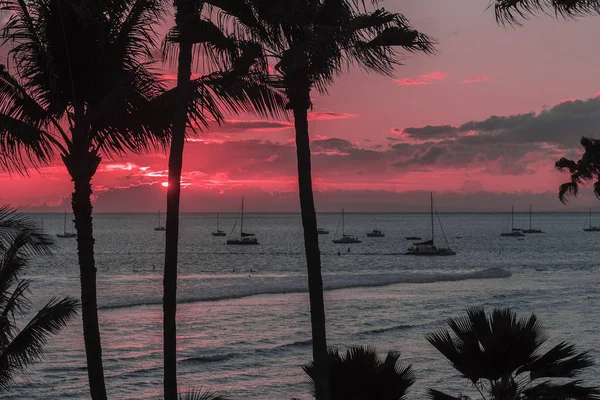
[7,212,600,399]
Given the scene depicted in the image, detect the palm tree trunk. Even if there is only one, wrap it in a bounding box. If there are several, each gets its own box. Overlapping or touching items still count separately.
[163,2,194,398]
[293,96,330,400]
[69,152,107,400]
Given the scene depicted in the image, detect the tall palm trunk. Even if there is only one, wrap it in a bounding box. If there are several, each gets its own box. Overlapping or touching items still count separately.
[163,2,194,398]
[65,135,106,400]
[292,86,330,400]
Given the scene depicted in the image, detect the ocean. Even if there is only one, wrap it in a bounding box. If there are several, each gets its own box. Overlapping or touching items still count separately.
[7,212,600,399]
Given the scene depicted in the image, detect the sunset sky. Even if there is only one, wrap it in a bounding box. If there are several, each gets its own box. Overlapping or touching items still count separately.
[3,0,600,212]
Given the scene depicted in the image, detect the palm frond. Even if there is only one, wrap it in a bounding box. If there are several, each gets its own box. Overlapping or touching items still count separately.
[177,387,227,400]
[493,0,600,26]
[523,380,600,399]
[519,341,594,380]
[0,296,78,393]
[558,181,579,204]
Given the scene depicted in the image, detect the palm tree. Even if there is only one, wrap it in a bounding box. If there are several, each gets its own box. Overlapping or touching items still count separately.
[0,1,176,398]
[492,0,600,25]
[303,346,415,400]
[427,307,600,400]
[0,205,78,394]
[555,137,600,203]
[161,2,285,398]
[246,2,434,398]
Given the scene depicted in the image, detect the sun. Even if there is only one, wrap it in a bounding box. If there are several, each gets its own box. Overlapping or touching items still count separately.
[161,182,169,187]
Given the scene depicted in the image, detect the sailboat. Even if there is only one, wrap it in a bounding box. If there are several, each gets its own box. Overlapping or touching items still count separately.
[154,210,166,231]
[583,208,600,232]
[405,192,455,256]
[212,213,226,236]
[522,204,543,233]
[500,206,524,237]
[332,208,361,244]
[366,229,385,237]
[56,210,76,238]
[227,197,259,245]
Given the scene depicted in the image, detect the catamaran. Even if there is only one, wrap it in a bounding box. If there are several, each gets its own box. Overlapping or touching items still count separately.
[154,210,166,231]
[317,228,329,235]
[405,192,455,256]
[332,208,361,244]
[583,207,600,232]
[212,213,226,236]
[500,206,524,237]
[522,204,543,233]
[56,210,76,238]
[227,197,259,245]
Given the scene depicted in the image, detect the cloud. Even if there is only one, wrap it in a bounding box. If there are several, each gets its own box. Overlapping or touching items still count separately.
[462,76,491,84]
[308,112,358,121]
[400,125,459,139]
[211,119,292,133]
[394,71,448,86]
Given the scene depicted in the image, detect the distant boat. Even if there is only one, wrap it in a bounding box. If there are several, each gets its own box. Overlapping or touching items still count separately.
[500,206,524,237]
[212,213,226,236]
[405,192,455,256]
[332,208,361,244]
[56,210,77,238]
[366,229,385,237]
[154,210,166,231]
[405,236,422,241]
[583,207,600,232]
[317,227,329,235]
[522,204,543,234]
[227,197,259,245]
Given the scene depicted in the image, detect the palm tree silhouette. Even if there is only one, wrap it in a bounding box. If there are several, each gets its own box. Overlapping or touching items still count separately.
[555,137,600,203]
[161,2,285,398]
[427,307,600,400]
[0,205,78,394]
[303,346,415,400]
[249,2,434,398]
[492,0,600,25]
[0,1,179,398]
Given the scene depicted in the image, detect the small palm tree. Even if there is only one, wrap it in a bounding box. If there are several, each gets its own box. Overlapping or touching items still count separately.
[250,2,434,398]
[176,388,227,400]
[161,2,285,398]
[555,137,600,203]
[303,346,415,400]
[427,307,600,400]
[0,205,78,394]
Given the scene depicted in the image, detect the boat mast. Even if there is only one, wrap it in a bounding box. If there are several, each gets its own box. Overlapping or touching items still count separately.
[430,192,434,243]
[217,212,220,231]
[511,205,514,231]
[342,208,345,236]
[590,207,592,229]
[241,197,244,237]
[529,204,532,230]
[64,210,67,234]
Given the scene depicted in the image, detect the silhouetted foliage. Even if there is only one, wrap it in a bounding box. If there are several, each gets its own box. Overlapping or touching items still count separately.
[492,0,600,25]
[427,307,600,400]
[555,137,600,203]
[176,388,227,400]
[303,346,415,400]
[0,205,78,394]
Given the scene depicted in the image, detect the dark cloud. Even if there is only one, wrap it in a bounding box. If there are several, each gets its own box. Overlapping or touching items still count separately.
[312,138,354,152]
[210,120,292,133]
[402,125,459,139]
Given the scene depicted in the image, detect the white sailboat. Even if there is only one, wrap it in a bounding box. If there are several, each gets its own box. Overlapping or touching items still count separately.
[212,213,226,236]
[56,210,76,238]
[227,197,258,245]
[522,204,543,234]
[405,192,455,256]
[500,206,524,237]
[332,208,361,244]
[154,210,166,231]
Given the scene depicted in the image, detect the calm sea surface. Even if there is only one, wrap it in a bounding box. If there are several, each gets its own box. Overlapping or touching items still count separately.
[7,212,600,399]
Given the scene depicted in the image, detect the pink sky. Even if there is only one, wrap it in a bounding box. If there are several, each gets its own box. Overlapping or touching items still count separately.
[3,0,600,212]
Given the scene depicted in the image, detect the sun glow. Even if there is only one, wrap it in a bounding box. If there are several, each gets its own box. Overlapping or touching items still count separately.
[161,182,169,187]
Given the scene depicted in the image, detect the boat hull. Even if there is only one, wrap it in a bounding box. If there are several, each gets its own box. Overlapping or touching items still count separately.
[154,227,166,231]
[332,238,362,244]
[522,229,543,233]
[500,232,524,237]
[212,232,226,236]
[584,228,600,232]
[404,251,456,256]
[405,236,422,241]
[227,239,259,245]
